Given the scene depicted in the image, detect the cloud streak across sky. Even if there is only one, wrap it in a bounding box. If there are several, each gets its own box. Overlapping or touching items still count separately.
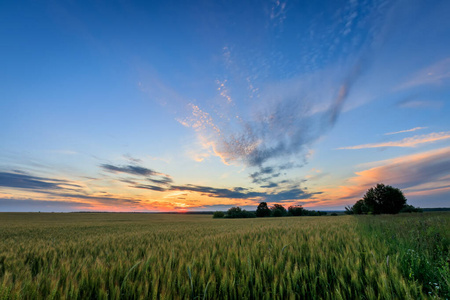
[338,132,450,150]
[328,147,450,205]
[100,162,317,203]
[384,127,427,135]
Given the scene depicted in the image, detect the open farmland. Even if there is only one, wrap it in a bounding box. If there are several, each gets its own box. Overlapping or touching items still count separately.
[0,213,449,299]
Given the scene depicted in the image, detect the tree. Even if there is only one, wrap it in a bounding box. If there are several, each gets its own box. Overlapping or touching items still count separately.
[352,199,369,215]
[344,206,354,215]
[361,183,406,214]
[400,204,423,213]
[226,207,242,218]
[288,205,305,216]
[270,204,287,217]
[256,202,271,217]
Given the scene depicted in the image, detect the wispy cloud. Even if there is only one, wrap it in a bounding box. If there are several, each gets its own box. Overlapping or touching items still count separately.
[176,1,395,171]
[0,198,94,212]
[123,154,143,163]
[397,99,443,109]
[0,170,146,210]
[132,180,317,202]
[180,64,363,168]
[100,163,172,185]
[397,57,450,90]
[325,147,450,204]
[170,184,319,202]
[101,161,317,203]
[268,0,287,27]
[0,171,81,190]
[338,132,450,150]
[100,164,162,177]
[384,127,427,135]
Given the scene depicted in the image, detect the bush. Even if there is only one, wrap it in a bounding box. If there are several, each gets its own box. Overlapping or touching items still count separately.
[225,207,255,218]
[213,211,225,218]
[400,204,423,213]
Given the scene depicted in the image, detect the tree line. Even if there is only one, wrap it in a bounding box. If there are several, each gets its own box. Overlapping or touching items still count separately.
[213,202,328,219]
[214,183,423,218]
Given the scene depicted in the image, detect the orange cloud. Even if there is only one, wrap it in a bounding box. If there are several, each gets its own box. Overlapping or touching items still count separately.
[321,147,450,206]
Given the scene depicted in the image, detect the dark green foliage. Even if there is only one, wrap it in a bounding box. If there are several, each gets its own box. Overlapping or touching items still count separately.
[352,199,369,215]
[330,213,338,216]
[288,205,305,216]
[226,207,242,218]
[251,202,328,218]
[350,184,407,214]
[270,204,287,217]
[256,202,271,217]
[362,183,406,214]
[400,204,423,213]
[212,211,225,218]
[302,210,327,216]
[225,207,255,218]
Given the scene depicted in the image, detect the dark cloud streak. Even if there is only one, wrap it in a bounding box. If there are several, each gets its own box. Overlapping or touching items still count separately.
[0,172,80,190]
[100,164,160,176]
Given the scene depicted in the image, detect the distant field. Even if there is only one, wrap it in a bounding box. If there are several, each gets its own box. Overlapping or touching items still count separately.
[0,212,448,299]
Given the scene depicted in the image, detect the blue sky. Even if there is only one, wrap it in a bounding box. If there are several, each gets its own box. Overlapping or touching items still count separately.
[1,0,449,212]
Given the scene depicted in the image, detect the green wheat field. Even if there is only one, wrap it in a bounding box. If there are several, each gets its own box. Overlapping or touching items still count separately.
[0,212,449,299]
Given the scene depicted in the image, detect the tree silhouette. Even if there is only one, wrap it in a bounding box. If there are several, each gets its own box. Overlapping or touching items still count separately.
[256,202,271,217]
[288,205,304,216]
[360,183,406,214]
[270,204,287,217]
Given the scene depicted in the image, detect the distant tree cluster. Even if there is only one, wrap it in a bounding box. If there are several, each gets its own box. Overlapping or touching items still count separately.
[345,183,422,215]
[213,202,327,219]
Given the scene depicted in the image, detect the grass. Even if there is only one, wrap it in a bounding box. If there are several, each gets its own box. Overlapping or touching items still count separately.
[356,213,450,298]
[0,212,448,299]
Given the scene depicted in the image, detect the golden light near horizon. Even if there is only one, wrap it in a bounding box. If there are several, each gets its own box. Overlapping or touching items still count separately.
[1,0,450,212]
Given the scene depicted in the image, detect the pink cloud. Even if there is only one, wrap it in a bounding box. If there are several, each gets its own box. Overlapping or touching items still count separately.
[322,147,450,205]
[338,132,450,150]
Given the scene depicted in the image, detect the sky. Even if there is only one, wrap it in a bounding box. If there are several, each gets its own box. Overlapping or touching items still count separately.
[1,0,450,212]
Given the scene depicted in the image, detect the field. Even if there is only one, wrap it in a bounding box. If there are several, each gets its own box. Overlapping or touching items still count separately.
[0,212,449,299]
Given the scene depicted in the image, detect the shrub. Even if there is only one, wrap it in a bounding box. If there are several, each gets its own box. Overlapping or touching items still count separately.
[225,207,255,218]
[226,207,242,218]
[400,204,423,213]
[213,211,225,218]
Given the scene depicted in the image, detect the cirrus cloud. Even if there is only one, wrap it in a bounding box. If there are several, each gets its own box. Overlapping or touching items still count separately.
[338,132,450,150]
[326,147,450,205]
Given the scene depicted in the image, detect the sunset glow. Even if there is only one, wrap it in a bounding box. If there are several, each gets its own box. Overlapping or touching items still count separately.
[1,0,449,212]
